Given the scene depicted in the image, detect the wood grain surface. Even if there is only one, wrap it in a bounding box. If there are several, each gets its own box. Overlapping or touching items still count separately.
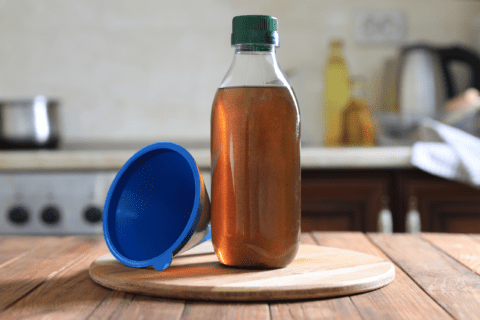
[369,233,480,320]
[422,233,480,275]
[0,236,53,266]
[89,241,395,302]
[0,233,479,320]
[269,234,364,320]
[313,232,453,320]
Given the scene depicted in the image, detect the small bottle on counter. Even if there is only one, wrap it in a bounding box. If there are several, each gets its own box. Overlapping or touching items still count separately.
[340,77,375,146]
[406,197,421,234]
[210,15,301,268]
[377,196,393,234]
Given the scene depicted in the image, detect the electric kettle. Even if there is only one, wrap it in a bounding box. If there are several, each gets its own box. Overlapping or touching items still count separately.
[383,44,480,122]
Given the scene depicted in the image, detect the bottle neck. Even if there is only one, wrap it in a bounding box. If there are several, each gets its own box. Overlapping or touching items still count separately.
[330,46,343,57]
[234,43,276,53]
[220,44,289,88]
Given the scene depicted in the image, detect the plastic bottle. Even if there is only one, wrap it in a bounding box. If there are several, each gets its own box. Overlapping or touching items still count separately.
[210,15,301,268]
[324,40,351,146]
[377,197,393,234]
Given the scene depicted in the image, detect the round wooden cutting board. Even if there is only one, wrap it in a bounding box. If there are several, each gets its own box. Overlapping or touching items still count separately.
[89,241,395,301]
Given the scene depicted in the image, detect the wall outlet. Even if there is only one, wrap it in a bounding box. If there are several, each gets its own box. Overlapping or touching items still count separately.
[354,9,407,44]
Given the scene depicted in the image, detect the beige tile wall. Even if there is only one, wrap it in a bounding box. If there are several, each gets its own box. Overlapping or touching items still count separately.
[1,0,479,146]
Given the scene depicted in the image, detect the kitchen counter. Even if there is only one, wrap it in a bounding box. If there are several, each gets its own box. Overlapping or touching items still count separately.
[0,146,412,171]
[0,232,479,319]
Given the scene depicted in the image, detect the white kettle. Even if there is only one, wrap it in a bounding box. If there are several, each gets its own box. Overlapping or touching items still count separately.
[397,44,480,122]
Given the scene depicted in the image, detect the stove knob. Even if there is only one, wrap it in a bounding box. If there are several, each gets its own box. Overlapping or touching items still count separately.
[41,206,61,225]
[84,206,102,223]
[8,206,29,225]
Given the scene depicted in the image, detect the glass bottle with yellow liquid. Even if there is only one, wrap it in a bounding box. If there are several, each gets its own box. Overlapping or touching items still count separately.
[340,77,375,146]
[323,40,351,146]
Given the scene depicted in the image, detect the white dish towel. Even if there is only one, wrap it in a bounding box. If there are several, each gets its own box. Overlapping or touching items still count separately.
[411,119,480,189]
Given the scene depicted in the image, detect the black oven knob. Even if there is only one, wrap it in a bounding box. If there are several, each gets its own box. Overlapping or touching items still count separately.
[41,206,61,225]
[84,206,102,223]
[8,206,29,224]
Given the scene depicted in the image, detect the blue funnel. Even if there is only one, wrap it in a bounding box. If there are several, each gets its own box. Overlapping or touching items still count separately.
[103,142,211,271]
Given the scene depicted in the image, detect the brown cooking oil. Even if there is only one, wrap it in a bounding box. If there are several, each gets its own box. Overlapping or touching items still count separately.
[211,86,301,268]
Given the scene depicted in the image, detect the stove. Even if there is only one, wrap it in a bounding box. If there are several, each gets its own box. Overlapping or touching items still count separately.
[0,171,116,235]
[0,141,211,235]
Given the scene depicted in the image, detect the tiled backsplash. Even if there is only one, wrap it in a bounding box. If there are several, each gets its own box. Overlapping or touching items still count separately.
[1,0,479,146]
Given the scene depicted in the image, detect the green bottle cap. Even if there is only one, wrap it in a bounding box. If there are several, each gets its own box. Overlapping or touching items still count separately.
[231,15,279,46]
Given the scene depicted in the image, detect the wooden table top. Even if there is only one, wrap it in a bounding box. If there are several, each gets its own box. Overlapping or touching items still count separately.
[1,232,479,319]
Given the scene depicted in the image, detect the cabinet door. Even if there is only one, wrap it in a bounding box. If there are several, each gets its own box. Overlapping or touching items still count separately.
[301,170,391,232]
[396,170,480,233]
[431,202,480,233]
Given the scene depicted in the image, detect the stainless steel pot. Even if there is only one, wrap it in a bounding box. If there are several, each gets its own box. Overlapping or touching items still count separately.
[0,96,60,149]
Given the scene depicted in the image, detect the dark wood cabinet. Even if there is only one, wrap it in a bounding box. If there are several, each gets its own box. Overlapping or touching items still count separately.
[395,170,480,233]
[301,170,392,232]
[301,168,480,233]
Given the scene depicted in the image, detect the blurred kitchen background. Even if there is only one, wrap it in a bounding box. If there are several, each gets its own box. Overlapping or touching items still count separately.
[2,0,480,236]
[1,0,479,146]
